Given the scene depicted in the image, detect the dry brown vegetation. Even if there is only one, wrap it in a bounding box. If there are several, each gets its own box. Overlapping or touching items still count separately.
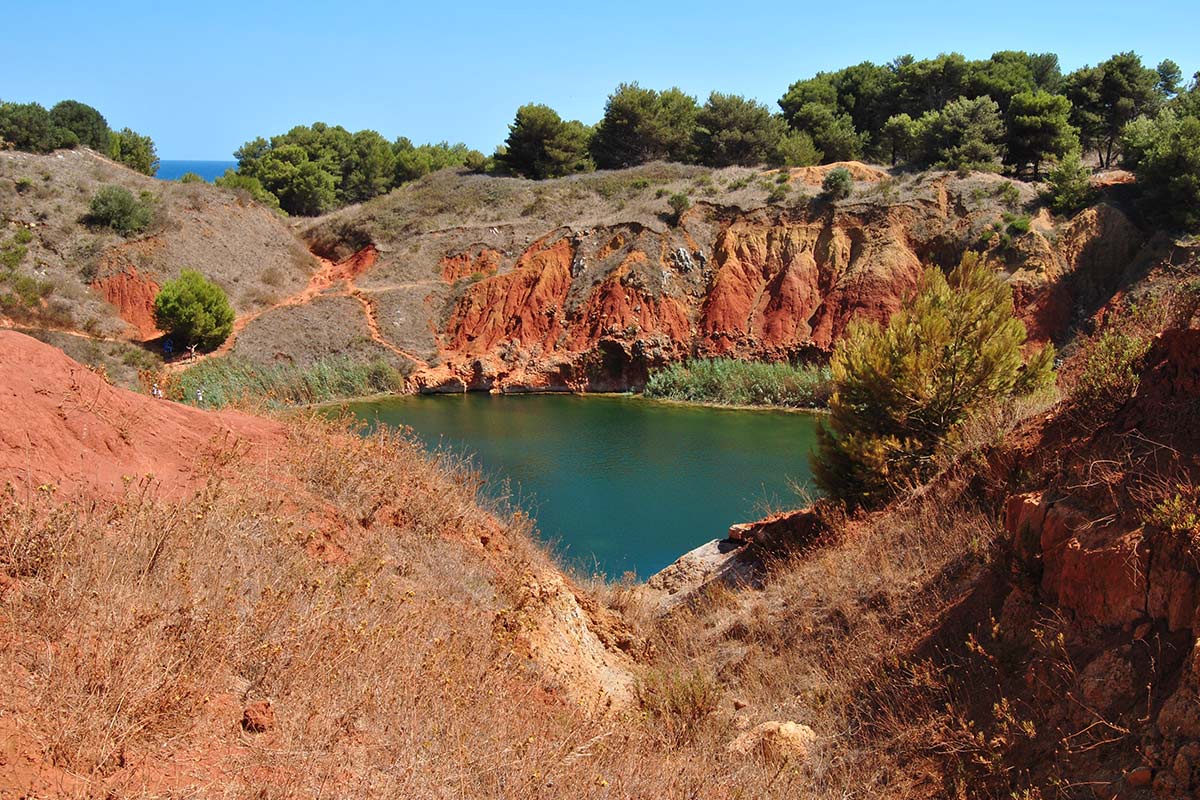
[0,405,1071,798]
[0,412,855,798]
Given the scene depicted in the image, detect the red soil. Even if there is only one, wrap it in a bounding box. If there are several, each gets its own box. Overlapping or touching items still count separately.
[92,267,161,341]
[440,248,502,283]
[446,238,575,354]
[566,251,691,349]
[0,330,285,498]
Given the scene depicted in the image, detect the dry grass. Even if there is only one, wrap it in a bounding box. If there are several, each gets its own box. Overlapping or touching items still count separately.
[0,413,860,798]
[614,478,1014,799]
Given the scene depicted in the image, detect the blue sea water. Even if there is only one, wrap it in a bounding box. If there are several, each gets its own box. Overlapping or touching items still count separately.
[156,160,237,182]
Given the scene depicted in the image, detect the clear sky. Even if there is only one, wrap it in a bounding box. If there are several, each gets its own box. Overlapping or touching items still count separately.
[4,0,1197,160]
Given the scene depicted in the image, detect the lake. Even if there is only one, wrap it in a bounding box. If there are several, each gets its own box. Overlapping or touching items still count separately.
[342,394,820,578]
[157,160,237,182]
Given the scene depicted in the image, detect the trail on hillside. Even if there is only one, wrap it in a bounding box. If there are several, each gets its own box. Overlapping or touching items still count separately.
[197,245,432,370]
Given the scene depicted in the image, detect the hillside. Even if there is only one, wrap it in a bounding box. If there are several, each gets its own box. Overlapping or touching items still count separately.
[0,147,1197,797]
[250,161,1139,394]
[0,331,644,797]
[0,150,1157,399]
[0,148,318,385]
[3,255,1198,797]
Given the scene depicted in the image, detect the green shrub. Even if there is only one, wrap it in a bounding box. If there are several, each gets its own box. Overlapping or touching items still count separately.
[176,355,406,408]
[1043,151,1097,216]
[1120,110,1200,231]
[1070,321,1154,417]
[13,228,33,244]
[995,181,1022,209]
[645,359,832,408]
[813,252,1054,508]
[772,130,822,167]
[108,127,158,176]
[178,172,205,184]
[153,269,235,351]
[822,166,853,199]
[1145,484,1200,538]
[86,185,153,235]
[0,270,53,307]
[668,192,691,223]
[214,170,283,214]
[1004,213,1031,235]
[767,184,790,204]
[15,177,33,193]
[0,241,27,270]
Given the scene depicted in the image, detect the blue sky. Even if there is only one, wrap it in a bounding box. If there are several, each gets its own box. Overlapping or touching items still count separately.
[4,0,1197,159]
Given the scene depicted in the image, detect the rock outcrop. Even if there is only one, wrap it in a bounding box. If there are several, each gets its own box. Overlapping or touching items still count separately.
[727,721,818,763]
[267,168,1150,394]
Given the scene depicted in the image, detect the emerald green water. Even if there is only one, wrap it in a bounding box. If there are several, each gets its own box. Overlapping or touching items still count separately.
[342,394,820,578]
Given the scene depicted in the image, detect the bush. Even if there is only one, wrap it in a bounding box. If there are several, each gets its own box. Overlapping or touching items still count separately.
[1121,109,1200,231]
[0,101,78,153]
[645,359,832,408]
[766,184,790,203]
[668,192,691,223]
[1069,305,1159,417]
[822,166,853,199]
[768,130,822,168]
[1004,213,1031,235]
[995,181,1022,209]
[152,269,235,351]
[636,668,721,747]
[49,100,111,152]
[15,177,33,194]
[213,169,283,213]
[178,172,205,184]
[108,127,158,176]
[813,252,1054,507]
[86,185,153,235]
[0,240,28,270]
[1043,151,1097,215]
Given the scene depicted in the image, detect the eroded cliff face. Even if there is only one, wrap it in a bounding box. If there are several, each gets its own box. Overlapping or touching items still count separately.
[225,168,1150,393]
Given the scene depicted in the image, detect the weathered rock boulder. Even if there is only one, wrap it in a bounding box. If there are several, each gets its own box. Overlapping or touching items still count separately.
[727,720,818,763]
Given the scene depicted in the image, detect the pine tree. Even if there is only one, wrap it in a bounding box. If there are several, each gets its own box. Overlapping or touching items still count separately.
[812,252,1054,507]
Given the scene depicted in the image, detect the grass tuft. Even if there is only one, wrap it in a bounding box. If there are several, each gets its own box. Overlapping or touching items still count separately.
[645,358,831,408]
[175,355,406,408]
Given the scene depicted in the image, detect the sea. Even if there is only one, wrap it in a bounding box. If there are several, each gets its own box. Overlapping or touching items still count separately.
[156,160,238,183]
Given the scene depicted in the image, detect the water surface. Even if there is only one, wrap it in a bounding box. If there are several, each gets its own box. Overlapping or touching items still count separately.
[157,160,237,182]
[343,394,820,578]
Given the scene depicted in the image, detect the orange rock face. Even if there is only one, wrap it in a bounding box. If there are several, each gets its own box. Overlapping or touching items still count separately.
[92,267,161,340]
[445,238,575,354]
[566,251,691,350]
[441,248,502,283]
[287,182,1153,394]
[699,213,924,353]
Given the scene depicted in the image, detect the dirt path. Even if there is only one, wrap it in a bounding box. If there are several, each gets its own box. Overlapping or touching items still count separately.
[0,320,126,345]
[185,244,432,371]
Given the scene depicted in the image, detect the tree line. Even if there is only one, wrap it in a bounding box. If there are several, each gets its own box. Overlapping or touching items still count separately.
[0,99,158,176]
[4,50,1198,230]
[225,50,1197,229]
[225,125,487,216]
